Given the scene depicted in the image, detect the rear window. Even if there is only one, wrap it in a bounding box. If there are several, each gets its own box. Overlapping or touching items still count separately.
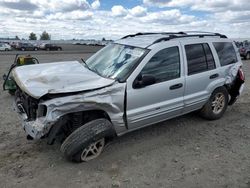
[213,42,237,66]
[185,43,215,75]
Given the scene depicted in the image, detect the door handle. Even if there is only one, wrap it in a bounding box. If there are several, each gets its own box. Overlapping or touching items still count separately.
[170,83,183,90]
[210,73,219,79]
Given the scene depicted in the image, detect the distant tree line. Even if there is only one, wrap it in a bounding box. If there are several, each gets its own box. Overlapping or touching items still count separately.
[28,31,51,40]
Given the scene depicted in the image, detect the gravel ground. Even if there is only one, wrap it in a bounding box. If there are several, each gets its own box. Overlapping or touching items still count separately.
[0,47,249,188]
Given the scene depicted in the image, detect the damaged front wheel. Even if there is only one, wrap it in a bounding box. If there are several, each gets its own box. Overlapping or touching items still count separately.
[80,138,105,161]
[60,118,115,162]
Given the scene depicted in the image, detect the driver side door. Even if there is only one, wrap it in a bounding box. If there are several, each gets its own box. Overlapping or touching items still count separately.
[126,43,185,130]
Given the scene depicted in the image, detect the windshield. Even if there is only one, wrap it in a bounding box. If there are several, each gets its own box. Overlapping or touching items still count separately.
[85,43,147,80]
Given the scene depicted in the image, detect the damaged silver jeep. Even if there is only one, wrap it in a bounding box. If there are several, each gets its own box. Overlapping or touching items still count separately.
[13,32,245,162]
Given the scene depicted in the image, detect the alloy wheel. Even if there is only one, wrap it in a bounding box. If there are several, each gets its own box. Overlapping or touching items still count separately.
[80,138,105,161]
[211,93,225,114]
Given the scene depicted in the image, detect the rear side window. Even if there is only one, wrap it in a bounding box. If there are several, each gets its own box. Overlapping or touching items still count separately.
[185,43,215,75]
[141,46,180,83]
[213,42,237,66]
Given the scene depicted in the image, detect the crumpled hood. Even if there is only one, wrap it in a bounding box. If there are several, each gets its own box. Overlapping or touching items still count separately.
[12,61,115,99]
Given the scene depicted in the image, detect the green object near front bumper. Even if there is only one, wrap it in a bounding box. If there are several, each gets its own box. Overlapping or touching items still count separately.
[4,76,16,91]
[3,55,39,95]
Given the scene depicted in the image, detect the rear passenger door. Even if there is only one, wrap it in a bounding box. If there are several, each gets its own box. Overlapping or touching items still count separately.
[181,42,219,112]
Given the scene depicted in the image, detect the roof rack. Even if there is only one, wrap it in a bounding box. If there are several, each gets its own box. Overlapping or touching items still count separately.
[147,32,227,48]
[120,31,227,48]
[183,31,225,35]
[121,32,187,39]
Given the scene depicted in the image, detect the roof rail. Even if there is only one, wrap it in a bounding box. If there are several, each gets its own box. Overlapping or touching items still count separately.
[184,31,227,38]
[184,31,220,34]
[147,33,227,48]
[121,32,187,39]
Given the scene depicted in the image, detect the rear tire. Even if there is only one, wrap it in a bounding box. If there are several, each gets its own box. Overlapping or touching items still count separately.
[60,118,115,162]
[200,87,229,120]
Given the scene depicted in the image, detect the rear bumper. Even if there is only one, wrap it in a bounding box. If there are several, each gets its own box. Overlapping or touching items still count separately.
[228,67,245,105]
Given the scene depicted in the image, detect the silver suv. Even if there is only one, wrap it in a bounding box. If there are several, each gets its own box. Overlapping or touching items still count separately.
[13,32,245,162]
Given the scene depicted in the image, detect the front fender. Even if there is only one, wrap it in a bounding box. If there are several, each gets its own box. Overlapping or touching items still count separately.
[42,82,126,140]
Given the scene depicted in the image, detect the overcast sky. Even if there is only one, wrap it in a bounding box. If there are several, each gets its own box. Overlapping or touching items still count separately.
[0,0,249,40]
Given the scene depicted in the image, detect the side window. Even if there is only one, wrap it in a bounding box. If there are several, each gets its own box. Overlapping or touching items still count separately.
[141,46,180,83]
[185,43,215,75]
[213,42,237,66]
[203,43,216,70]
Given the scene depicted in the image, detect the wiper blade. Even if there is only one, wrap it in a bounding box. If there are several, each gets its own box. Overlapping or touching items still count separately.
[92,67,103,77]
[81,58,90,70]
[81,58,102,77]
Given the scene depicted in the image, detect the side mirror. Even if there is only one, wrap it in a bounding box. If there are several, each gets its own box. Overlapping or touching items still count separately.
[133,74,156,88]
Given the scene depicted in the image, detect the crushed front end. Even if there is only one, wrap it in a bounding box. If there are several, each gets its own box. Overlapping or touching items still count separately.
[14,87,52,139]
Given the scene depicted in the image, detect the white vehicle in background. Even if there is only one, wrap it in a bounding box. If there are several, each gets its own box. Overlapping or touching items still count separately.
[39,43,46,49]
[0,43,12,51]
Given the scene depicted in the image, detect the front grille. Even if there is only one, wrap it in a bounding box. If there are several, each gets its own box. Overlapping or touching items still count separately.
[15,87,39,120]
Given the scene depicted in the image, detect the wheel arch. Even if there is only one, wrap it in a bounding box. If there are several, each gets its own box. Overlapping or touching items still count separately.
[209,85,229,101]
[206,78,226,96]
[47,109,116,145]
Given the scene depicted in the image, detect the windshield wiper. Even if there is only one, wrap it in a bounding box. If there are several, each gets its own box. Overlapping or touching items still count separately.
[81,58,90,70]
[92,67,103,77]
[81,58,103,77]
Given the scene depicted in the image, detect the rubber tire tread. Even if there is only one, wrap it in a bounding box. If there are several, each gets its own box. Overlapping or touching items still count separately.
[60,118,114,162]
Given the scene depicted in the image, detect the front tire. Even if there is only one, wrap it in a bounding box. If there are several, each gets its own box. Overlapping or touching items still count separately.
[200,87,229,120]
[60,118,115,162]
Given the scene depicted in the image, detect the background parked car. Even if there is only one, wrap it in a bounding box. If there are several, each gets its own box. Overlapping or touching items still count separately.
[41,44,62,51]
[239,45,250,60]
[15,43,38,51]
[0,43,12,51]
[235,40,250,60]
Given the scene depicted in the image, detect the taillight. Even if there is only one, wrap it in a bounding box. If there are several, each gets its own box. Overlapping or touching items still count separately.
[238,67,245,81]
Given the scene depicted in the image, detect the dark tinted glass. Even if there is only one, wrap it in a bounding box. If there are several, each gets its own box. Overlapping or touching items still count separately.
[203,43,216,70]
[213,42,237,66]
[141,46,180,83]
[185,44,207,75]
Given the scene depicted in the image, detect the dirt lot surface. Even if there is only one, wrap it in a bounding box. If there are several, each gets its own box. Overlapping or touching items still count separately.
[0,46,249,188]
